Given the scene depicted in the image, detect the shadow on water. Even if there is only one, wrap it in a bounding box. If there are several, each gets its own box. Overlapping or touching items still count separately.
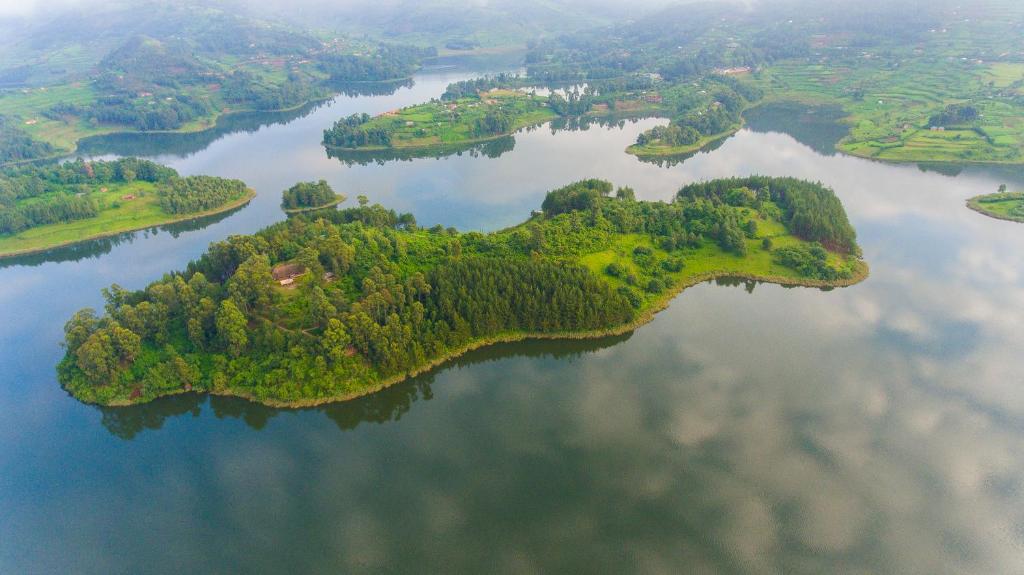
[0,202,250,269]
[632,135,730,168]
[324,113,658,167]
[326,134,517,166]
[711,275,832,293]
[97,331,635,440]
[330,78,414,97]
[548,114,655,134]
[743,102,849,156]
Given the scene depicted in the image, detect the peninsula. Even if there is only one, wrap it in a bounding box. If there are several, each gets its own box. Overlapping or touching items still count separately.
[0,158,254,258]
[322,89,558,153]
[967,188,1024,223]
[58,176,867,407]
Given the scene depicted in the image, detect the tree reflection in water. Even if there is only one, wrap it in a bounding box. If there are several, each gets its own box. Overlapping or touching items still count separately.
[97,331,634,440]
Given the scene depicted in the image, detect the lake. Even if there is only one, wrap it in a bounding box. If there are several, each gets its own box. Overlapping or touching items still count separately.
[2,64,1023,574]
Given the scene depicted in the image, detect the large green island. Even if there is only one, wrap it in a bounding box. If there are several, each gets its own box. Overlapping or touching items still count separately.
[58,176,867,407]
[0,158,254,258]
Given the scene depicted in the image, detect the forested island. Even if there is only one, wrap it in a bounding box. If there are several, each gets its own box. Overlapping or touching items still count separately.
[58,176,866,407]
[0,158,254,257]
[967,186,1024,223]
[281,180,346,213]
[322,89,558,152]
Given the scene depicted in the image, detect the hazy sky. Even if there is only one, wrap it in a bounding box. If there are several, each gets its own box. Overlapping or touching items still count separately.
[0,0,696,19]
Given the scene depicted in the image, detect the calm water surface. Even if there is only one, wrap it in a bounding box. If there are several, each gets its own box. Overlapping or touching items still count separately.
[2,67,1024,574]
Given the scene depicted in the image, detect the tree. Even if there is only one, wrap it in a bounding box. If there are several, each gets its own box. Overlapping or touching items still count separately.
[228,254,274,314]
[296,246,324,286]
[216,299,248,357]
[308,286,337,329]
[109,326,141,363]
[76,331,116,384]
[323,318,351,363]
[616,186,636,201]
[64,308,99,352]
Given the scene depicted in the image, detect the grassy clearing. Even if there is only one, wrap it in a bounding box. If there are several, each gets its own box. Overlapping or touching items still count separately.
[580,223,856,314]
[0,185,255,258]
[967,191,1024,223]
[330,90,559,151]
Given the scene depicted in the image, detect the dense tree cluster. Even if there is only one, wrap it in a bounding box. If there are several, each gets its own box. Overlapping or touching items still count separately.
[541,179,614,216]
[157,175,249,215]
[318,45,434,83]
[442,74,526,100]
[0,158,247,234]
[677,176,858,253]
[322,113,392,148]
[635,84,753,148]
[0,158,173,234]
[281,180,341,211]
[0,116,56,164]
[47,94,215,131]
[928,104,980,127]
[59,177,860,406]
[221,70,324,112]
[773,243,843,280]
[471,109,513,137]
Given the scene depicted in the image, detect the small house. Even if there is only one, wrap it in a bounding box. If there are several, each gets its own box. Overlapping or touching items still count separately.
[272,263,306,286]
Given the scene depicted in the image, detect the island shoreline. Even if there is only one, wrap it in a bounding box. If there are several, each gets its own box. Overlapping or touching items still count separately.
[90,261,868,410]
[0,188,257,260]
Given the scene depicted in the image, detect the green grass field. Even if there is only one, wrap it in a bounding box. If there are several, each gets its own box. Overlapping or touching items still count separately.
[966,191,1024,223]
[754,57,1024,164]
[0,183,255,257]
[579,211,860,312]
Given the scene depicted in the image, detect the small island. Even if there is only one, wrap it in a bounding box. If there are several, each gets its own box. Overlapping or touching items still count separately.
[58,176,867,408]
[626,82,753,159]
[0,158,254,258]
[322,89,559,153]
[281,180,346,214]
[967,186,1024,223]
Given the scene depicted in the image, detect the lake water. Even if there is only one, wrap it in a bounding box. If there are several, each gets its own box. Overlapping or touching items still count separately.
[2,65,1024,574]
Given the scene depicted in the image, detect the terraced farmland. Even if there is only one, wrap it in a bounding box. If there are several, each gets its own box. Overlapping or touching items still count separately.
[755,57,1024,164]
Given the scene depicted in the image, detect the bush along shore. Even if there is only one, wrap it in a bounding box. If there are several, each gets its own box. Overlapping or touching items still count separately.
[59,176,867,407]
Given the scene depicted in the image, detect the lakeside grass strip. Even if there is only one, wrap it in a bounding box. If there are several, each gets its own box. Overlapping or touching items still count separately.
[0,188,256,259]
